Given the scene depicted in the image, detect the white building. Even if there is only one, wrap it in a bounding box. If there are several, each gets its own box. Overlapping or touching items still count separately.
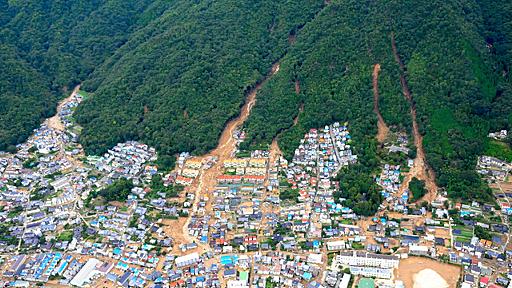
[327,240,346,251]
[175,252,200,267]
[307,253,323,265]
[349,266,393,279]
[409,245,430,256]
[339,273,351,288]
[227,280,249,288]
[336,251,399,269]
[70,258,101,287]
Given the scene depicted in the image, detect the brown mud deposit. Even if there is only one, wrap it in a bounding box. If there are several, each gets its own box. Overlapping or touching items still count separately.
[391,33,438,202]
[372,64,390,143]
[47,85,81,131]
[176,63,281,248]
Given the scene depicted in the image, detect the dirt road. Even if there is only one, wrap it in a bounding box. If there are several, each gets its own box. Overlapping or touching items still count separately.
[372,64,389,143]
[391,33,438,202]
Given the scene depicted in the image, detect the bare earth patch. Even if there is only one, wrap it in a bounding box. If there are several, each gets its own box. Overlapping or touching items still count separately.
[372,63,390,143]
[176,63,281,249]
[391,33,438,202]
[396,256,461,288]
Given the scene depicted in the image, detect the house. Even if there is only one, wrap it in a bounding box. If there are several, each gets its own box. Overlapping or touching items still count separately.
[479,276,489,287]
[326,240,346,251]
[174,252,200,268]
[217,175,242,184]
[176,176,194,186]
[409,245,429,256]
[243,175,265,184]
[463,274,475,286]
[336,251,399,269]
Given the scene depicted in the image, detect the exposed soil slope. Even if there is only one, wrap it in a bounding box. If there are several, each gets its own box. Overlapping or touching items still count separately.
[372,64,390,143]
[180,63,281,246]
[391,33,438,202]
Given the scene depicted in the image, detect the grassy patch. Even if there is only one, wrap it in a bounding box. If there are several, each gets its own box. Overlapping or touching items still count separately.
[351,242,365,249]
[453,225,473,243]
[485,140,512,162]
[429,108,457,154]
[57,230,73,242]
[78,90,91,100]
[464,41,496,101]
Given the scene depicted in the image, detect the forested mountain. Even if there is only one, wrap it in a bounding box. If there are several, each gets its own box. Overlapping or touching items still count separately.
[243,0,512,212]
[75,0,325,167]
[1,0,511,210]
[0,0,172,151]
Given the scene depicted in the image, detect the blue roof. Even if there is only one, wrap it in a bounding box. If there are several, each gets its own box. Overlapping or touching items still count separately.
[220,255,238,265]
[224,269,236,276]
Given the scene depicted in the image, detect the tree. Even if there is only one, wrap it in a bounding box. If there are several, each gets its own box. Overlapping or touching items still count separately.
[409,177,427,201]
[94,178,134,202]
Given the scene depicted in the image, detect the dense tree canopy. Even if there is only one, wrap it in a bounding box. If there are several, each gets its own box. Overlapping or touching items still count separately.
[0,0,173,151]
[244,0,511,209]
[1,0,511,209]
[75,0,325,158]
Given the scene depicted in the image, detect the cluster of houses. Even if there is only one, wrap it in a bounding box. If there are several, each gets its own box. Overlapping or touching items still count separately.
[376,164,409,214]
[93,141,158,183]
[285,122,356,202]
[477,156,511,182]
[2,88,512,288]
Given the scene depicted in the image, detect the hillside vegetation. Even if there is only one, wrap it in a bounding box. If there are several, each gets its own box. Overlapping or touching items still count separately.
[243,0,512,212]
[75,0,325,167]
[0,0,172,151]
[0,0,511,211]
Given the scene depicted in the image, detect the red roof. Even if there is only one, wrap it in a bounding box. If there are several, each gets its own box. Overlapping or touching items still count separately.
[217,175,242,181]
[480,277,489,285]
[176,175,194,183]
[244,175,265,180]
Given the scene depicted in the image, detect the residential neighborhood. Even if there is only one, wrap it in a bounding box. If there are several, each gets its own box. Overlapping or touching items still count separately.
[0,90,511,288]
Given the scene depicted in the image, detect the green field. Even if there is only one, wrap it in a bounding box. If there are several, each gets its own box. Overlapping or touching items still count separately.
[453,225,473,243]
[485,140,512,162]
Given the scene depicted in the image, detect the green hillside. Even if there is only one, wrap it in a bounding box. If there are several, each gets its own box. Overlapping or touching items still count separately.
[0,0,511,208]
[0,0,172,151]
[75,0,325,165]
[244,0,512,209]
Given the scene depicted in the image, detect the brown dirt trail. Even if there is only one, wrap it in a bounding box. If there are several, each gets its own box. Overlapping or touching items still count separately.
[179,63,281,248]
[47,85,81,131]
[372,64,390,143]
[391,33,438,202]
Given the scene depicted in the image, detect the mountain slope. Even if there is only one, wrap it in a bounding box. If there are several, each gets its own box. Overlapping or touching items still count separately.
[0,0,511,207]
[75,0,325,166]
[243,0,512,209]
[0,0,172,151]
